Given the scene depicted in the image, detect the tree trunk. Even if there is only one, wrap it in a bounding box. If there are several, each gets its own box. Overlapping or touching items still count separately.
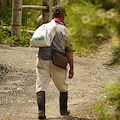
[42,0,52,24]
[53,0,59,6]
[11,0,22,40]
[0,0,7,14]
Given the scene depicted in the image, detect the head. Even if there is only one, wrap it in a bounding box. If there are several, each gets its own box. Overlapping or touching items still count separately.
[52,5,67,20]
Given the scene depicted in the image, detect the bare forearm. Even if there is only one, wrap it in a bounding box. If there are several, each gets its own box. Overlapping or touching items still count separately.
[66,52,74,78]
[66,52,73,69]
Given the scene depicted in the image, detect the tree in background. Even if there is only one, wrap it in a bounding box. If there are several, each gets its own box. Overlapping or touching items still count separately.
[0,0,8,14]
[59,0,120,59]
[0,0,12,25]
[101,0,120,65]
[95,76,120,120]
[92,0,120,65]
[1,0,120,56]
[53,0,59,6]
[0,0,42,46]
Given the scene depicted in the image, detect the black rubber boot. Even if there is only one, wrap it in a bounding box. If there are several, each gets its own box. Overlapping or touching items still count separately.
[60,91,70,115]
[36,91,46,119]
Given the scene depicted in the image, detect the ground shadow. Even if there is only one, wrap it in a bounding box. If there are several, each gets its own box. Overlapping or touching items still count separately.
[45,115,92,120]
[0,44,12,50]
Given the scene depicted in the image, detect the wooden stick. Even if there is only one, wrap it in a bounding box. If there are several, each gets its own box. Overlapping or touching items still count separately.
[22,5,48,10]
[3,26,34,35]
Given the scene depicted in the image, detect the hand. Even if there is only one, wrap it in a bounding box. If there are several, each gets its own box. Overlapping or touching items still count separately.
[69,68,74,79]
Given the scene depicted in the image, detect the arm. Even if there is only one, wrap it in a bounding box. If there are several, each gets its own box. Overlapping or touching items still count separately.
[66,52,74,78]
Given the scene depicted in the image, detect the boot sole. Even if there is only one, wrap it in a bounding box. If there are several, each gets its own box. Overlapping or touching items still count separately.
[60,111,70,115]
[38,115,46,119]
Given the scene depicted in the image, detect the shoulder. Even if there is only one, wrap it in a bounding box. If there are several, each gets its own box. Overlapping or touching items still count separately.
[56,23,70,36]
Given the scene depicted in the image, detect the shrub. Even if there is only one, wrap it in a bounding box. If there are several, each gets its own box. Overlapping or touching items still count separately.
[1,0,120,57]
[65,2,108,55]
[59,0,120,57]
[0,20,11,44]
[95,77,120,120]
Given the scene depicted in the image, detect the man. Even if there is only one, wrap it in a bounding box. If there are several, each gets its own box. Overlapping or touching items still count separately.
[36,5,74,119]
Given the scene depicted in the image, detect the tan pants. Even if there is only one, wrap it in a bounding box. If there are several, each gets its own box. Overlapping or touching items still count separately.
[36,57,68,93]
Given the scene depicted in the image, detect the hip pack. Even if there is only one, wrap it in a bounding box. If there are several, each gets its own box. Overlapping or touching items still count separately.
[52,49,68,69]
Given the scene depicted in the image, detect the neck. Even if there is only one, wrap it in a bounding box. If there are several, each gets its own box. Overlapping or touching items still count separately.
[54,17,66,26]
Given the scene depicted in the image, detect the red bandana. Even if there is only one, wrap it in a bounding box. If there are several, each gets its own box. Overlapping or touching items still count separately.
[54,18,66,26]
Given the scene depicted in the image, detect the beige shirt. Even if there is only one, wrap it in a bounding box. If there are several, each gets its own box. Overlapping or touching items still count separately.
[38,22,73,60]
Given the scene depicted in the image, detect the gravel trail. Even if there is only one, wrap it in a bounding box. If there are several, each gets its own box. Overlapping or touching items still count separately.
[0,43,120,120]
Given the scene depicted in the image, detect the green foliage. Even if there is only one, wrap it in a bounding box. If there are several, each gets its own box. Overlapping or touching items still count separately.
[95,77,120,120]
[0,20,11,44]
[22,0,42,29]
[20,30,31,47]
[0,20,31,47]
[0,7,12,26]
[7,31,31,47]
[22,9,42,30]
[59,0,120,56]
[64,2,106,55]
[23,0,41,5]
[1,0,120,57]
[0,0,41,47]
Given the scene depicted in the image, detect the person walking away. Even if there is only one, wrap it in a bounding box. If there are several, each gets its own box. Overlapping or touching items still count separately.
[36,5,74,119]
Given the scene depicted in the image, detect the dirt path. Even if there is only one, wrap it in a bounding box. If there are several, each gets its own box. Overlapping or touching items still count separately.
[0,43,120,120]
